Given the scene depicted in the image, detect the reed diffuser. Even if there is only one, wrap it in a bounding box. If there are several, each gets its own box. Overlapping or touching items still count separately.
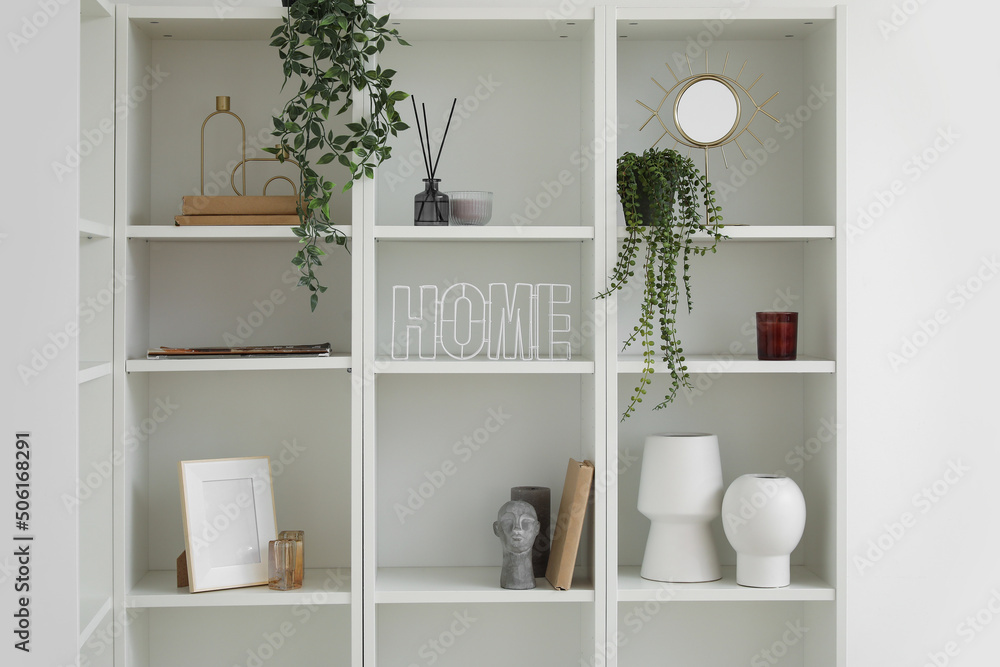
[412,97,457,226]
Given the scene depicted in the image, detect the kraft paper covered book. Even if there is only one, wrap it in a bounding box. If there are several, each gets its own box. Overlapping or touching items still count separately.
[181,195,301,216]
[174,214,301,226]
[545,458,595,591]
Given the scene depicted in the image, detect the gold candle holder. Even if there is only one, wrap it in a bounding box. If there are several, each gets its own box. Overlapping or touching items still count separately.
[268,539,301,591]
[200,95,246,196]
[277,530,305,588]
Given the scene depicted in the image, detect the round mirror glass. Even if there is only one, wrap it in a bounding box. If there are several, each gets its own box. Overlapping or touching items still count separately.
[674,78,740,146]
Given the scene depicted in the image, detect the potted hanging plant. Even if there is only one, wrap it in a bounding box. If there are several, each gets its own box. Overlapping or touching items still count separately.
[268,0,409,310]
[598,148,725,420]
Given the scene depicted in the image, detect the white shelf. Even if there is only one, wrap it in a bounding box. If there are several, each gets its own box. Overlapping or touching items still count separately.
[376,567,593,604]
[373,7,593,41]
[615,225,835,242]
[376,226,594,242]
[78,595,112,649]
[615,7,835,40]
[129,6,284,40]
[617,566,835,602]
[126,355,351,373]
[127,225,351,242]
[79,361,112,384]
[617,354,835,374]
[127,569,351,608]
[79,218,113,239]
[375,357,594,374]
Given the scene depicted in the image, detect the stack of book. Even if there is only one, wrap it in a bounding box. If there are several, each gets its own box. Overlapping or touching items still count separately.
[174,195,302,226]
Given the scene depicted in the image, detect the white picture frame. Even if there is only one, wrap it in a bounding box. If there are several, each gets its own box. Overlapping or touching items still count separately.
[178,456,277,593]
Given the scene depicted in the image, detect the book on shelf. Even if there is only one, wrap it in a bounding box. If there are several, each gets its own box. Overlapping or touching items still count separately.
[545,458,595,591]
[181,196,301,216]
[147,343,332,359]
[174,214,301,226]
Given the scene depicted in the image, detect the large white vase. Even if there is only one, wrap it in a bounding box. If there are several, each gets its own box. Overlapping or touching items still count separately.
[637,433,723,583]
[722,474,806,588]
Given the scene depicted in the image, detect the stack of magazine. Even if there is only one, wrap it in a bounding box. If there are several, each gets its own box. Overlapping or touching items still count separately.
[147,343,332,359]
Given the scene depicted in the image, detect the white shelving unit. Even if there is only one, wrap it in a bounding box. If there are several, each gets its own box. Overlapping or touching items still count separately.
[79,1,116,666]
[102,4,845,666]
[127,224,351,241]
[125,355,352,373]
[127,570,351,608]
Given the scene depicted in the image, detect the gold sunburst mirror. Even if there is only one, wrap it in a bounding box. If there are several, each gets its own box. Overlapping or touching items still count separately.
[637,52,779,173]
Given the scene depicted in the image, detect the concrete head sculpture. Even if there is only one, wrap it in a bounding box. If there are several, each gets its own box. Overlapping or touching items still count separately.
[493,500,540,589]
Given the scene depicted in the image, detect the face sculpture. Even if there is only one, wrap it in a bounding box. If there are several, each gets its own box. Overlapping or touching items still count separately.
[493,500,540,555]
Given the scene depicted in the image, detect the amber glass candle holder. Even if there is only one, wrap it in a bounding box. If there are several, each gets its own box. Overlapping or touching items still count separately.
[756,312,798,361]
[278,530,304,588]
[268,539,301,591]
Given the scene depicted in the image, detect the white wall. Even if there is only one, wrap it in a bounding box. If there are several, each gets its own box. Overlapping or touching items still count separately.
[9,0,996,664]
[2,1,80,666]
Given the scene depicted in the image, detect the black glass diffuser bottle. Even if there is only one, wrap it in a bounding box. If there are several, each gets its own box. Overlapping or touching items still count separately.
[414,178,449,226]
[411,96,458,226]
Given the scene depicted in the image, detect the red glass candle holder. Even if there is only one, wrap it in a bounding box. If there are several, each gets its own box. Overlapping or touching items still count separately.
[756,312,798,361]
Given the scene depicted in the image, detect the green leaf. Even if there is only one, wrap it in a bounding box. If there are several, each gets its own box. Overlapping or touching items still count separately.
[388,90,408,102]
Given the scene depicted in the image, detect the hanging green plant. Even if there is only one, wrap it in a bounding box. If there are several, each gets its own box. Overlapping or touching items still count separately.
[598,148,725,420]
[267,0,409,310]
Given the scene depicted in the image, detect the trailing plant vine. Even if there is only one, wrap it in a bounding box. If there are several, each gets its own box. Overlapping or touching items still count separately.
[598,148,725,420]
[268,0,409,310]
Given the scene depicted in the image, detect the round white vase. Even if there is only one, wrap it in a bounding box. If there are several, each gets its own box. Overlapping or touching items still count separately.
[722,474,806,588]
[637,433,723,583]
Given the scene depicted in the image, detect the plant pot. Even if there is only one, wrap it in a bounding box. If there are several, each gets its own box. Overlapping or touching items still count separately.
[721,474,806,588]
[624,179,673,227]
[637,433,723,583]
[281,0,297,6]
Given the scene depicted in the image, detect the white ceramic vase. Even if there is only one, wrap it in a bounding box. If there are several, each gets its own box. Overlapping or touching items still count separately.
[637,433,723,583]
[722,474,806,588]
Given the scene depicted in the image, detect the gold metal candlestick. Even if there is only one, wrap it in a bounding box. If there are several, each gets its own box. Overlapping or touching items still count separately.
[229,145,303,197]
[200,95,246,196]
